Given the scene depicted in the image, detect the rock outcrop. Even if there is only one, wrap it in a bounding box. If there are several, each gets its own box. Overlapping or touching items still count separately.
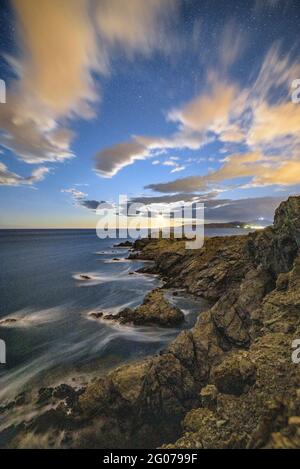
[103,289,184,327]
[2,196,300,449]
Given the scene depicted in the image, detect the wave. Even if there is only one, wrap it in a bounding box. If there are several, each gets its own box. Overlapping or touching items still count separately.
[95,249,127,255]
[0,306,65,328]
[72,267,159,286]
[102,258,130,264]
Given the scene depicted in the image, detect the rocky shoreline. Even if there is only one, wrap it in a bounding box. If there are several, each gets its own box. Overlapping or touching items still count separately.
[98,289,185,327]
[1,196,300,449]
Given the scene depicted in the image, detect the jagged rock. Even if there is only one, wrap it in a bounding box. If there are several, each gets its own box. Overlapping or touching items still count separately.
[200,385,218,410]
[79,274,91,280]
[104,289,184,327]
[37,387,54,405]
[52,384,76,401]
[0,318,18,325]
[212,352,257,396]
[4,196,300,449]
[246,197,300,275]
[113,241,133,247]
[14,393,26,407]
[165,332,300,449]
[276,272,289,291]
[89,312,103,319]
[259,252,300,334]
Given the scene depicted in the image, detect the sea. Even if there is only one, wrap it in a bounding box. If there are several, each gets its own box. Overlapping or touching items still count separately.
[0,228,251,402]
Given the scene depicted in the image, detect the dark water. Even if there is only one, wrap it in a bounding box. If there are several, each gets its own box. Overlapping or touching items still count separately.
[0,229,215,400]
[0,228,251,401]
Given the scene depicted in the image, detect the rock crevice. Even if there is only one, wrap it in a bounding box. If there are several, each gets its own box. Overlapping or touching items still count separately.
[2,196,300,449]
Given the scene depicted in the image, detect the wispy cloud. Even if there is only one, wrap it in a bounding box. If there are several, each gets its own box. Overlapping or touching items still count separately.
[143,43,300,193]
[0,162,49,186]
[80,199,103,210]
[130,192,218,205]
[163,159,177,167]
[171,165,186,173]
[1,0,177,184]
[61,188,88,200]
[96,0,177,57]
[94,139,149,177]
[145,149,300,193]
[61,187,104,211]
[94,130,210,177]
[130,192,286,223]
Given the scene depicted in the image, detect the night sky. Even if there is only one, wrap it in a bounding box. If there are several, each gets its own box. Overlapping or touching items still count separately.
[0,0,300,227]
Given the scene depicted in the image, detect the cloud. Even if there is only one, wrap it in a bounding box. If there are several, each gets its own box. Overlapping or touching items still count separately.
[91,35,300,191]
[253,160,300,186]
[146,147,300,194]
[218,125,245,143]
[10,0,176,118]
[0,0,100,167]
[161,158,185,173]
[171,165,186,173]
[93,128,209,177]
[218,20,247,68]
[2,0,177,179]
[0,96,75,163]
[61,188,88,199]
[248,101,300,148]
[163,160,177,167]
[0,162,49,186]
[80,199,102,210]
[12,0,100,116]
[96,0,177,56]
[146,175,208,193]
[61,187,105,211]
[94,139,150,177]
[130,192,286,223]
[168,81,238,132]
[251,43,300,103]
[205,196,285,222]
[91,66,239,178]
[140,42,300,194]
[130,192,218,205]
[93,130,210,177]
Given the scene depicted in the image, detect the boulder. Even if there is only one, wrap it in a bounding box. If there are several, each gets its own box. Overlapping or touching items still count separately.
[104,289,184,327]
[212,352,257,396]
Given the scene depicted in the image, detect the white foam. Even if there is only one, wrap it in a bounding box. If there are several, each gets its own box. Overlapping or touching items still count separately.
[0,306,65,328]
[95,249,125,255]
[102,258,130,264]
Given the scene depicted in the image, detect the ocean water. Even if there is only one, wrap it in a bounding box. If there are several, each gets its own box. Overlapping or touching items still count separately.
[0,228,249,401]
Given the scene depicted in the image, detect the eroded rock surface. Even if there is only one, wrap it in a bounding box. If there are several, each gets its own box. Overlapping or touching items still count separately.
[2,196,300,449]
[103,289,184,327]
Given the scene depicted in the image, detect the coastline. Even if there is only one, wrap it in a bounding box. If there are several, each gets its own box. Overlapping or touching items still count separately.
[1,196,300,449]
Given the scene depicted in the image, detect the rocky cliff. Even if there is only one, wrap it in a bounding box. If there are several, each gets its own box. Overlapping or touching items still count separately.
[2,196,300,449]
